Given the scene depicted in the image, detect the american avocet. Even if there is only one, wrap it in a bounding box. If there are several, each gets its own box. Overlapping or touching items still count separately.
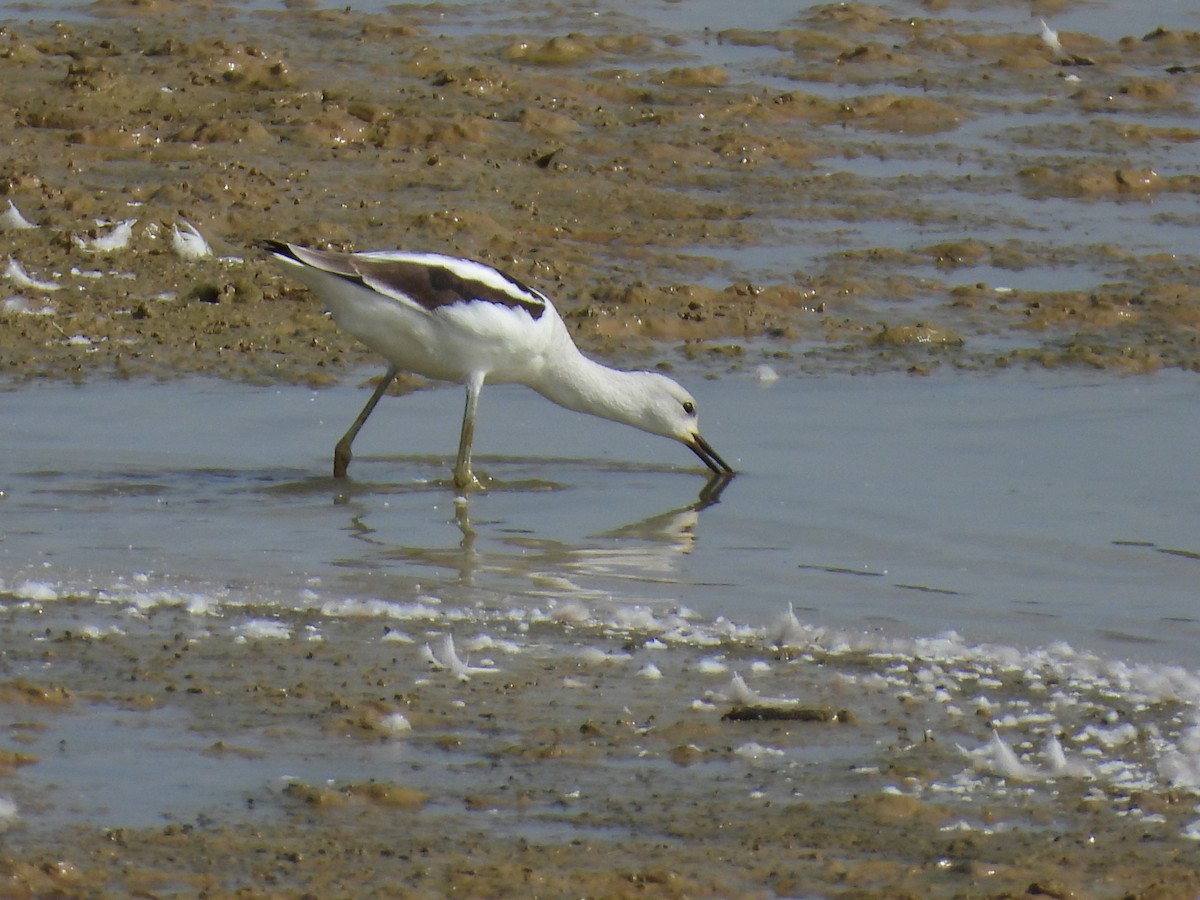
[260,240,734,488]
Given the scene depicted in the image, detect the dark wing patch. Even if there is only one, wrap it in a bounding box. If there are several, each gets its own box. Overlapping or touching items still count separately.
[258,239,359,279]
[259,239,547,319]
[355,258,546,320]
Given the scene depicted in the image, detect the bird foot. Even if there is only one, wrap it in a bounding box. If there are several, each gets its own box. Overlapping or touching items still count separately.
[453,468,486,492]
[333,442,352,478]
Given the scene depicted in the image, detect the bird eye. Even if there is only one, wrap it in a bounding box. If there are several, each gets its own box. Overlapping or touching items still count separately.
[682,401,695,415]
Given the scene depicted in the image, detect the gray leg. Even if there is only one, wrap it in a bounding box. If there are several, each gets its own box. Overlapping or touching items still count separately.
[452,375,484,490]
[333,365,398,478]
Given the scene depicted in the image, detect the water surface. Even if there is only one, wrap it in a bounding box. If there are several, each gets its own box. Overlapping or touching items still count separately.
[4,371,1196,664]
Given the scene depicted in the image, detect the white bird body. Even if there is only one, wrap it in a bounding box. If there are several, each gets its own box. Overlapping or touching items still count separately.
[261,241,733,487]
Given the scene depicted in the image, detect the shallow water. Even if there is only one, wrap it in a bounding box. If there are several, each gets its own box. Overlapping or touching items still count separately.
[3,370,1196,663]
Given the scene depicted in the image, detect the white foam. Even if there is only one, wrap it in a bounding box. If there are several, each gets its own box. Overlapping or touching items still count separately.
[577,646,631,664]
[8,563,1200,838]
[13,580,58,602]
[118,589,222,616]
[753,364,780,385]
[735,742,785,761]
[611,607,665,632]
[423,634,496,681]
[2,296,55,316]
[77,624,125,639]
[463,634,522,655]
[1077,722,1139,749]
[377,712,412,735]
[1157,718,1200,789]
[548,599,591,624]
[320,598,442,620]
[235,619,292,641]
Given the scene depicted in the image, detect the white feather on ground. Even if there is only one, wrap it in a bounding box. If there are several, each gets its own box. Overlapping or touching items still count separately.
[773,602,819,648]
[73,219,136,252]
[958,730,1039,781]
[958,730,1095,782]
[1039,19,1064,56]
[5,258,61,292]
[171,219,213,259]
[1043,733,1094,778]
[712,672,801,708]
[422,634,497,681]
[0,201,38,230]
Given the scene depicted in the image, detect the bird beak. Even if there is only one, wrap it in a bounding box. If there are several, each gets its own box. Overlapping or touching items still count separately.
[686,433,734,475]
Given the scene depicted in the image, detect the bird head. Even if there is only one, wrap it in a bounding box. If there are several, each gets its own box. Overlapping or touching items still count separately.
[635,373,734,475]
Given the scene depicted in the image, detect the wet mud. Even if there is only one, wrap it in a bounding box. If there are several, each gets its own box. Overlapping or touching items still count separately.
[0,0,1198,383]
[1,607,1199,898]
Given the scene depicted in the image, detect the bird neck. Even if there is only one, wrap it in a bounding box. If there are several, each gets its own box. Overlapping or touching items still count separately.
[536,340,651,429]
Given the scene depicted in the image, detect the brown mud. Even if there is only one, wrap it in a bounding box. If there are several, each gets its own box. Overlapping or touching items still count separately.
[0,1,1198,384]
[1,608,1199,899]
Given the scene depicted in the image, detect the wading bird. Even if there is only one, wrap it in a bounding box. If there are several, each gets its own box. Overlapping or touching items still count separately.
[260,240,734,489]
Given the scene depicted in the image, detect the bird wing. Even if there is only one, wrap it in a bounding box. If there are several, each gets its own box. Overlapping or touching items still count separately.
[262,241,548,321]
[354,252,548,321]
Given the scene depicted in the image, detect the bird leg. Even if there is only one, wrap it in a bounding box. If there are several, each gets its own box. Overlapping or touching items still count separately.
[333,365,398,478]
[453,377,484,490]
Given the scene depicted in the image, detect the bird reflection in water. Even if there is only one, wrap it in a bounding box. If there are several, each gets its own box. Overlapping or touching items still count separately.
[341,469,734,595]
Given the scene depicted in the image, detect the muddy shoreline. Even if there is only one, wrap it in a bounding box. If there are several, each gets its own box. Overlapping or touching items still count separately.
[2,1,1199,385]
[2,603,1200,899]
